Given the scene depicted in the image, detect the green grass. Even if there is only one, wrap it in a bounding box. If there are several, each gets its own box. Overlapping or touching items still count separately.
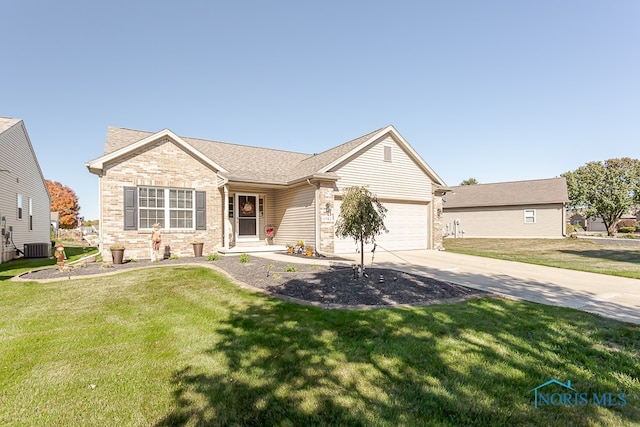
[0,244,98,280]
[1,262,639,425]
[444,238,640,279]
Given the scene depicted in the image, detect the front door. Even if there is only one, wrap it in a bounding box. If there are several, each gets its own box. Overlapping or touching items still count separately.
[237,194,258,240]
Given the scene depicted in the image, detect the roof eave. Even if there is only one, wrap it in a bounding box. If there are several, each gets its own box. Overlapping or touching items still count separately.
[319,125,447,186]
[88,128,229,175]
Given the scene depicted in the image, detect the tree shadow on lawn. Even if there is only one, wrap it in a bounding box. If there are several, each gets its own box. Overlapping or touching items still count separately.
[559,249,640,264]
[155,294,640,426]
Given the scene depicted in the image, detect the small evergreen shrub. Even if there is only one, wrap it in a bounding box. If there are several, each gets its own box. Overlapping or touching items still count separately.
[618,226,636,234]
[239,253,249,263]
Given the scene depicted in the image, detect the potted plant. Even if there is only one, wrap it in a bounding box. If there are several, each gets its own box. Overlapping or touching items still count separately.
[305,245,314,257]
[109,244,125,264]
[286,243,294,254]
[191,241,204,257]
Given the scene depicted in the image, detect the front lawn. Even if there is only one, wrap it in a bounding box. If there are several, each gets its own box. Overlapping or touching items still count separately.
[1,265,639,425]
[444,238,640,279]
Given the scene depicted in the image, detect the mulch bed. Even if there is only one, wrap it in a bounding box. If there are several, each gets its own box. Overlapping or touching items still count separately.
[17,253,489,308]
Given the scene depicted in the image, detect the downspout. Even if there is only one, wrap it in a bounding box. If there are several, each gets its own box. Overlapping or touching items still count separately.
[98,174,104,257]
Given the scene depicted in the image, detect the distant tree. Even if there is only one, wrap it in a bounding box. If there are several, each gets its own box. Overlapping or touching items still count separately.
[460,178,479,185]
[46,180,81,229]
[562,158,640,236]
[335,186,387,276]
[83,219,99,227]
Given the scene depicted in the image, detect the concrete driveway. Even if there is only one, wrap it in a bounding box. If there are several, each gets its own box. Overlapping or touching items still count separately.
[341,249,640,325]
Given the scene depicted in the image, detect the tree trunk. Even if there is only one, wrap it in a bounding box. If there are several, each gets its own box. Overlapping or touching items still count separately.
[359,232,364,277]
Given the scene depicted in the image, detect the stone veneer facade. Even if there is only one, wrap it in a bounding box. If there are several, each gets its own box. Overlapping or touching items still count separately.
[99,139,222,260]
[431,193,445,250]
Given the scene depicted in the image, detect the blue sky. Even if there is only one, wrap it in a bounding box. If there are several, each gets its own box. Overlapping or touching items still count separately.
[3,1,639,220]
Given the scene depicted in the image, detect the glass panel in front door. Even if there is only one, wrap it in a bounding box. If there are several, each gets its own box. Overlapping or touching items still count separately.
[238,195,257,236]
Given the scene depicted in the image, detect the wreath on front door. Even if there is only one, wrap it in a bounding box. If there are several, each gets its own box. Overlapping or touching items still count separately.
[240,200,255,215]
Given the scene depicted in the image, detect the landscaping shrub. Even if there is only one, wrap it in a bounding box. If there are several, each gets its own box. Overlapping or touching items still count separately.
[618,226,636,234]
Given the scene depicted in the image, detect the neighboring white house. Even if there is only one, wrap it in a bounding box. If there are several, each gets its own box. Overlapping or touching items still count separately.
[86,125,449,260]
[442,178,569,238]
[0,118,52,262]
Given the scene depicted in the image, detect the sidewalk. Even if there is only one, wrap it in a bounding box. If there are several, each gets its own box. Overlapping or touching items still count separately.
[329,249,640,325]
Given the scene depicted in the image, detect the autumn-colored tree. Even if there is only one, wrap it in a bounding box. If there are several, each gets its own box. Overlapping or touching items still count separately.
[46,180,81,229]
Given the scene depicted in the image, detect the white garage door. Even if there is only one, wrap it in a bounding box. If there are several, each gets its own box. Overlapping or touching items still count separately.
[333,200,429,254]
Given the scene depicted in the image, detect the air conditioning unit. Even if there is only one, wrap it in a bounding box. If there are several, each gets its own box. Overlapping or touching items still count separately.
[24,243,51,258]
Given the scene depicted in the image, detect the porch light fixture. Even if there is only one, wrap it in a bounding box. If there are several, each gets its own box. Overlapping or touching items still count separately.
[325,203,332,215]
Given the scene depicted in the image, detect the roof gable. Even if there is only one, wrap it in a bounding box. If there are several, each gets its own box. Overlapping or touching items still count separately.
[88,125,445,187]
[444,177,569,209]
[316,125,446,186]
[87,128,228,175]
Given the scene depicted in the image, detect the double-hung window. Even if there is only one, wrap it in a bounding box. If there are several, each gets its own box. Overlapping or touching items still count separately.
[139,187,166,229]
[124,186,206,230]
[169,189,193,229]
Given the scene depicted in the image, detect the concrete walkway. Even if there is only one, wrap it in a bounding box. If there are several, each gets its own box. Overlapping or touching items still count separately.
[258,250,640,325]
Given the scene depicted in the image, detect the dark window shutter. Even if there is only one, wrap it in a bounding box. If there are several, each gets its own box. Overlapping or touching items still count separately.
[124,187,137,230]
[195,191,206,230]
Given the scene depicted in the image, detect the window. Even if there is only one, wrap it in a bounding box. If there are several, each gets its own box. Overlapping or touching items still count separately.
[139,187,165,229]
[169,189,193,229]
[228,196,234,218]
[259,197,264,219]
[124,186,206,230]
[383,146,392,162]
[524,209,536,224]
[17,194,22,219]
[29,198,33,230]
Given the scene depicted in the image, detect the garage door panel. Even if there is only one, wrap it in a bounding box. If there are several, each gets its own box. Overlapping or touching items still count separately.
[334,201,428,254]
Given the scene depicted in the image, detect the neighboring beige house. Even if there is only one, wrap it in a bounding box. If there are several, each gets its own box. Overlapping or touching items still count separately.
[0,118,52,262]
[86,125,448,260]
[442,177,568,238]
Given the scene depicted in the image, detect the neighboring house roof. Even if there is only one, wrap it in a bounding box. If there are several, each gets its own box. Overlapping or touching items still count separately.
[0,117,21,133]
[87,125,447,187]
[444,177,569,209]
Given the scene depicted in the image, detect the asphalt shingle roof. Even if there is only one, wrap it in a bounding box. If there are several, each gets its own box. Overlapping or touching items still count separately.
[443,177,569,208]
[101,126,388,184]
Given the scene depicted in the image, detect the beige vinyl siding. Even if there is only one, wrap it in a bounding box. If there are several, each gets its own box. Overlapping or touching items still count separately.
[331,136,432,201]
[0,121,51,262]
[442,204,565,238]
[273,184,316,247]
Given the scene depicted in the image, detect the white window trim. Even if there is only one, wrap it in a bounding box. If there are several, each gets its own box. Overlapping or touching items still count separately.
[524,209,536,224]
[138,186,196,230]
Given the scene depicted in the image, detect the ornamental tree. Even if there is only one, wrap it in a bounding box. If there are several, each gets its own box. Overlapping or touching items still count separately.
[46,179,81,229]
[562,157,640,235]
[335,186,387,276]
